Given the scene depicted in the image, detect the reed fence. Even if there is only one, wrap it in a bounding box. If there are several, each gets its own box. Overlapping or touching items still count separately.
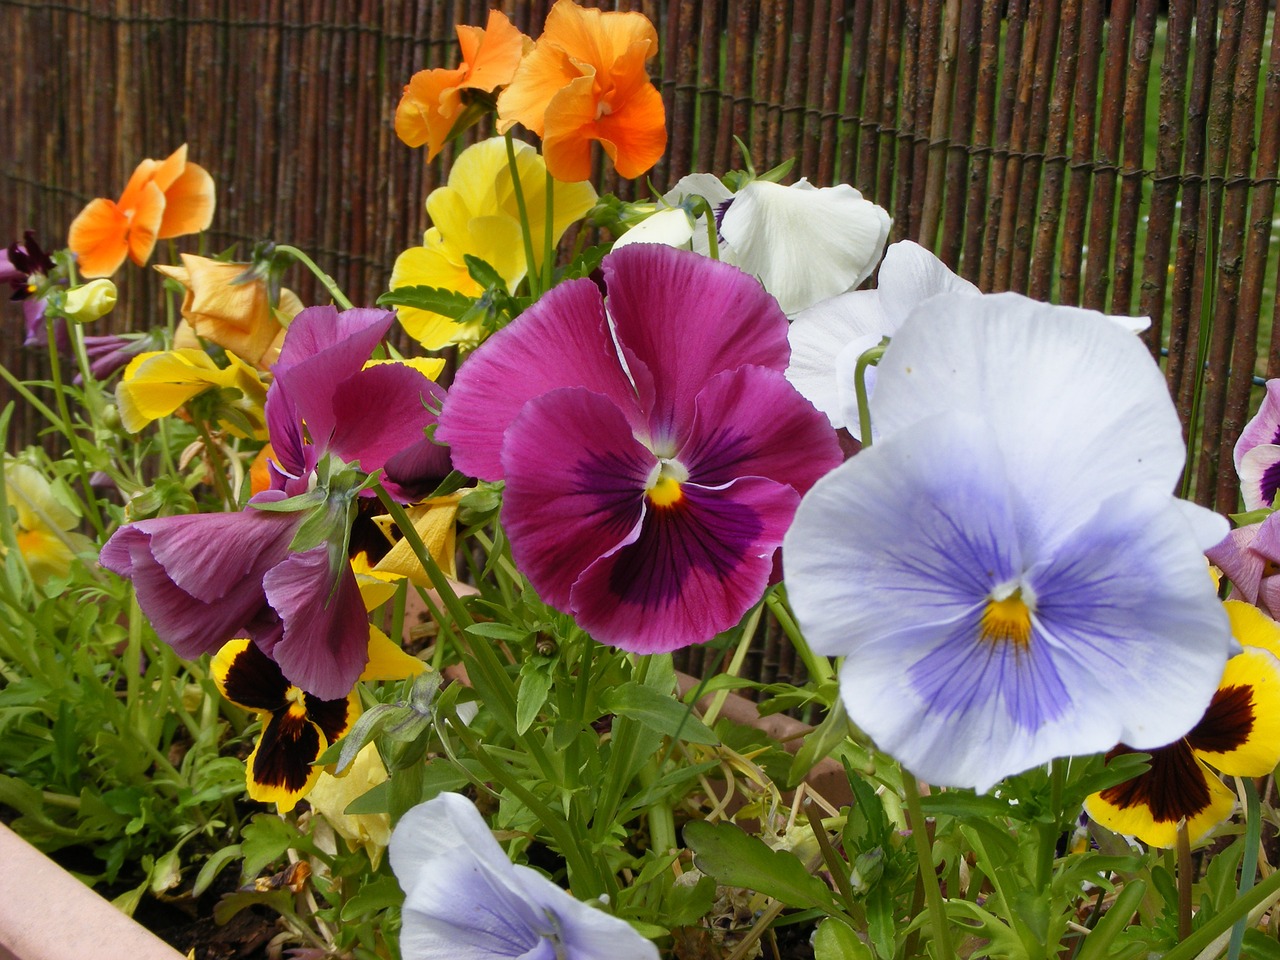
[2,0,1279,685]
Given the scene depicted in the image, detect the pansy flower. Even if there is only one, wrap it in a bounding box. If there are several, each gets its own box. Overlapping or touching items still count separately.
[497,0,666,182]
[156,254,302,371]
[782,292,1231,790]
[115,347,269,437]
[2,460,95,585]
[1207,515,1280,619]
[1232,379,1280,511]
[1086,601,1280,847]
[2,231,55,301]
[390,137,597,350]
[68,144,215,278]
[212,638,359,812]
[102,305,449,699]
[391,792,659,960]
[437,244,842,653]
[395,9,529,161]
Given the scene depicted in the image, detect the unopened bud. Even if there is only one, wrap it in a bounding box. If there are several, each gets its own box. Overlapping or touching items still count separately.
[63,279,117,323]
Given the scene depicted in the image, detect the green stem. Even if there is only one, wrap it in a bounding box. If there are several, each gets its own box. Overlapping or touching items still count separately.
[701,601,762,727]
[44,317,105,537]
[592,655,653,845]
[194,417,235,508]
[274,245,353,310]
[691,196,720,260]
[854,341,888,449]
[1162,867,1280,960]
[439,702,606,898]
[1227,778,1262,960]
[765,588,834,686]
[1177,823,1193,942]
[902,772,954,960]
[542,169,556,292]
[504,132,541,298]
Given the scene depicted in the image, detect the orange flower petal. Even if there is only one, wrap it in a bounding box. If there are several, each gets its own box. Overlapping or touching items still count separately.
[540,0,657,71]
[67,198,130,278]
[157,161,216,239]
[540,74,601,183]
[594,79,667,179]
[117,158,160,212]
[457,9,528,93]
[149,143,190,193]
[496,42,578,136]
[395,65,468,158]
[127,181,165,267]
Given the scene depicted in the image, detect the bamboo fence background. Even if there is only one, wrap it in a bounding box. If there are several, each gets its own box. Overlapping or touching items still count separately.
[2,0,1280,685]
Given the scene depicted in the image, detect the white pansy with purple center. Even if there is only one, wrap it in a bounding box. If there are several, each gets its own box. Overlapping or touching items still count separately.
[1233,379,1280,511]
[390,793,658,960]
[783,292,1231,790]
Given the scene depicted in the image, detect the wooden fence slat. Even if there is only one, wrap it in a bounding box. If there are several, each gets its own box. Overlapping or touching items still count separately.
[979,0,1027,291]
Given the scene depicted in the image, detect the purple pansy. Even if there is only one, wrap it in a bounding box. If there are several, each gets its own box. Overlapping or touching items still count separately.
[437,244,842,653]
[4,231,54,301]
[1208,516,1280,618]
[1233,379,1280,511]
[101,306,448,699]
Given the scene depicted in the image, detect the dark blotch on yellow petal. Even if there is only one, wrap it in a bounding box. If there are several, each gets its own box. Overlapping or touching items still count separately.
[1188,684,1255,755]
[303,692,354,745]
[1099,741,1212,824]
[251,709,322,797]
[213,639,289,712]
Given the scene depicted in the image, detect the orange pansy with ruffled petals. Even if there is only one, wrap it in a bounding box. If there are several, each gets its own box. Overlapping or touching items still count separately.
[395,9,528,161]
[497,0,666,183]
[68,144,216,278]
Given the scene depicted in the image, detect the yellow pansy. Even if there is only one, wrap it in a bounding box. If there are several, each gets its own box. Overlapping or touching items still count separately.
[1,461,95,584]
[307,742,392,868]
[116,348,269,436]
[389,138,597,349]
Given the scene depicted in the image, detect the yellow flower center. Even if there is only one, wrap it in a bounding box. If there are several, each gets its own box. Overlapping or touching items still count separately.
[979,589,1032,650]
[647,474,683,507]
[285,685,308,718]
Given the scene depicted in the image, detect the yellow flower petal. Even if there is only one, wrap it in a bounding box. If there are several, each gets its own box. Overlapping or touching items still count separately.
[372,495,462,585]
[1191,647,1280,777]
[1085,749,1236,848]
[307,743,392,868]
[360,624,427,681]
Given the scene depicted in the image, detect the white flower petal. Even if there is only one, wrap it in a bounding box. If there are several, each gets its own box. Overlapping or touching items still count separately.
[872,292,1185,535]
[786,289,886,429]
[613,208,695,251]
[663,173,734,257]
[876,240,979,331]
[719,180,891,314]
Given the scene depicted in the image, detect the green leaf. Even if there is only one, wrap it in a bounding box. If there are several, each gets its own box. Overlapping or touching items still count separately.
[340,875,405,920]
[598,682,718,745]
[814,918,873,960]
[462,255,506,291]
[788,699,849,786]
[516,658,553,735]
[193,843,242,898]
[377,285,474,319]
[464,622,532,643]
[684,820,840,912]
[239,814,304,880]
[343,779,391,816]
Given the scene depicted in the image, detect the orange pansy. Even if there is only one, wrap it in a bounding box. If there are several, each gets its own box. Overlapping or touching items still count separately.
[395,9,528,161]
[497,0,666,183]
[68,145,216,278]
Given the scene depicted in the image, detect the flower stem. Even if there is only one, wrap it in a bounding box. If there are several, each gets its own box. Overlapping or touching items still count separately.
[542,169,556,292]
[1176,822,1193,942]
[438,701,607,898]
[43,317,105,538]
[1227,778,1261,960]
[504,132,541,298]
[854,340,888,449]
[902,771,954,960]
[274,245,353,310]
[765,587,834,686]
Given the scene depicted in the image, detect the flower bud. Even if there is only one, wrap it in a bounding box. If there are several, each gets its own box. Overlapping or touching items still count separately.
[62,278,118,323]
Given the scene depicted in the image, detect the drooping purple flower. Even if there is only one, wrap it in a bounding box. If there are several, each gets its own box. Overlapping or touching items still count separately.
[77,330,159,383]
[783,292,1231,790]
[437,244,843,653]
[102,305,450,699]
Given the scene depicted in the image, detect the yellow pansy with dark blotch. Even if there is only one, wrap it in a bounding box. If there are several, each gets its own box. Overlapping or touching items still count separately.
[1086,601,1280,847]
[212,639,359,812]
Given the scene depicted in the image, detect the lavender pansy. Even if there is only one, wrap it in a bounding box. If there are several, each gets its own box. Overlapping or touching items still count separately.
[783,292,1231,790]
[1207,515,1280,619]
[390,792,658,960]
[438,244,842,653]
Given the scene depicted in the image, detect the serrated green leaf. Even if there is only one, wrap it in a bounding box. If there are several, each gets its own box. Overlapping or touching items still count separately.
[684,820,840,912]
[464,622,531,643]
[462,254,506,291]
[788,699,849,786]
[377,285,475,318]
